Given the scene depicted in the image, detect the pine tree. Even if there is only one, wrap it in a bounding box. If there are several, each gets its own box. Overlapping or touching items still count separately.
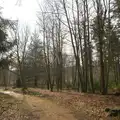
[0,16,16,68]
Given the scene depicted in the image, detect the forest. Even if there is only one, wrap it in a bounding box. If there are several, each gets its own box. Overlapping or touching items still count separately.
[0,0,120,120]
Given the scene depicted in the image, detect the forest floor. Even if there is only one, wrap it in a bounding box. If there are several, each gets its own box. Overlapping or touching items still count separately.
[14,88,120,120]
[0,88,120,120]
[0,89,85,120]
[0,92,39,120]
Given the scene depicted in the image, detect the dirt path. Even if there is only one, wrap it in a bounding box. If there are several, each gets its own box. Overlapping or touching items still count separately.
[26,95,77,120]
[0,90,78,120]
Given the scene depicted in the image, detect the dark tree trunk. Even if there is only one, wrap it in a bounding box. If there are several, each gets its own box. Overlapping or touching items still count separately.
[34,76,38,87]
[96,0,107,95]
[86,0,95,93]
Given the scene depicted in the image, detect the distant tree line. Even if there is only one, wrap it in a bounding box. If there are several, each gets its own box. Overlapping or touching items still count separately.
[1,0,120,95]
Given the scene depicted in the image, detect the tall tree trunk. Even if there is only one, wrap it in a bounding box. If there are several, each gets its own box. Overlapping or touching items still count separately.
[75,0,85,92]
[83,0,88,92]
[97,0,106,95]
[86,0,95,93]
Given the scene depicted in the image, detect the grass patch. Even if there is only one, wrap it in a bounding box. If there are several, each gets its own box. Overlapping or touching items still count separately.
[13,88,50,98]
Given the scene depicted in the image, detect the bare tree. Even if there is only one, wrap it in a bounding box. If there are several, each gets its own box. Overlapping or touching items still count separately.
[15,25,30,89]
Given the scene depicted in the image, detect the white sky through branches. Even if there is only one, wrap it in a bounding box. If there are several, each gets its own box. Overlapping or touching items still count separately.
[1,0,42,30]
[0,0,78,55]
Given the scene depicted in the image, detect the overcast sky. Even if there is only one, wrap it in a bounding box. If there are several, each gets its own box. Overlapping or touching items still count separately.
[0,0,73,54]
[0,0,42,30]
